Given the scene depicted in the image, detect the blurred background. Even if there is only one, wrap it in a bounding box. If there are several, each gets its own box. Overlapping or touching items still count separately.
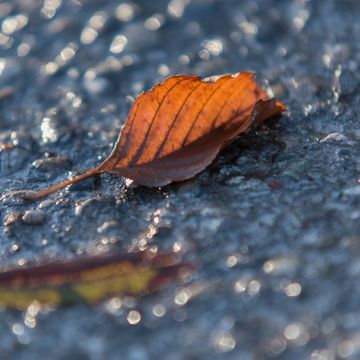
[1,0,360,359]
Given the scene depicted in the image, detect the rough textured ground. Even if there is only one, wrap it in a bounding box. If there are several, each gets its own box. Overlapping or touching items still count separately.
[1,0,360,359]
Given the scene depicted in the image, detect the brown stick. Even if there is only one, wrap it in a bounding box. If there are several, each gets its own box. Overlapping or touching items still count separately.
[25,166,103,201]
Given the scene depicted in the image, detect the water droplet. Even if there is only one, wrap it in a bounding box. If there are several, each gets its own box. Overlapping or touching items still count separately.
[145,14,164,31]
[152,304,166,317]
[127,311,141,325]
[116,3,135,22]
[214,333,236,353]
[202,38,224,56]
[168,0,189,18]
[285,282,302,297]
[110,35,127,54]
[174,289,191,306]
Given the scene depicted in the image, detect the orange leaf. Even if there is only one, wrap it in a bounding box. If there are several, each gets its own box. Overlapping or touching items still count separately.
[26,72,286,200]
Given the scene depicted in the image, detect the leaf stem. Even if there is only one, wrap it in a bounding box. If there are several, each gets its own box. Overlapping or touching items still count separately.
[25,166,103,201]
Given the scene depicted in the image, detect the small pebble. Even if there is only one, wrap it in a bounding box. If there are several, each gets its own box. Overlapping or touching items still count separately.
[22,209,46,225]
[320,133,348,143]
[32,157,72,172]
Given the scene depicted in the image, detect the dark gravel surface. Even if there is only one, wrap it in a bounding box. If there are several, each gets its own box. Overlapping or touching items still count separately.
[1,0,360,359]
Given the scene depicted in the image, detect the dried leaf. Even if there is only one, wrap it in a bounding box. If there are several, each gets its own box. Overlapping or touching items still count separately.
[26,72,286,200]
[0,251,192,310]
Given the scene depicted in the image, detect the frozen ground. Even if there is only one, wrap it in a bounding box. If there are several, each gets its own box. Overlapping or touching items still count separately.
[1,0,360,359]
